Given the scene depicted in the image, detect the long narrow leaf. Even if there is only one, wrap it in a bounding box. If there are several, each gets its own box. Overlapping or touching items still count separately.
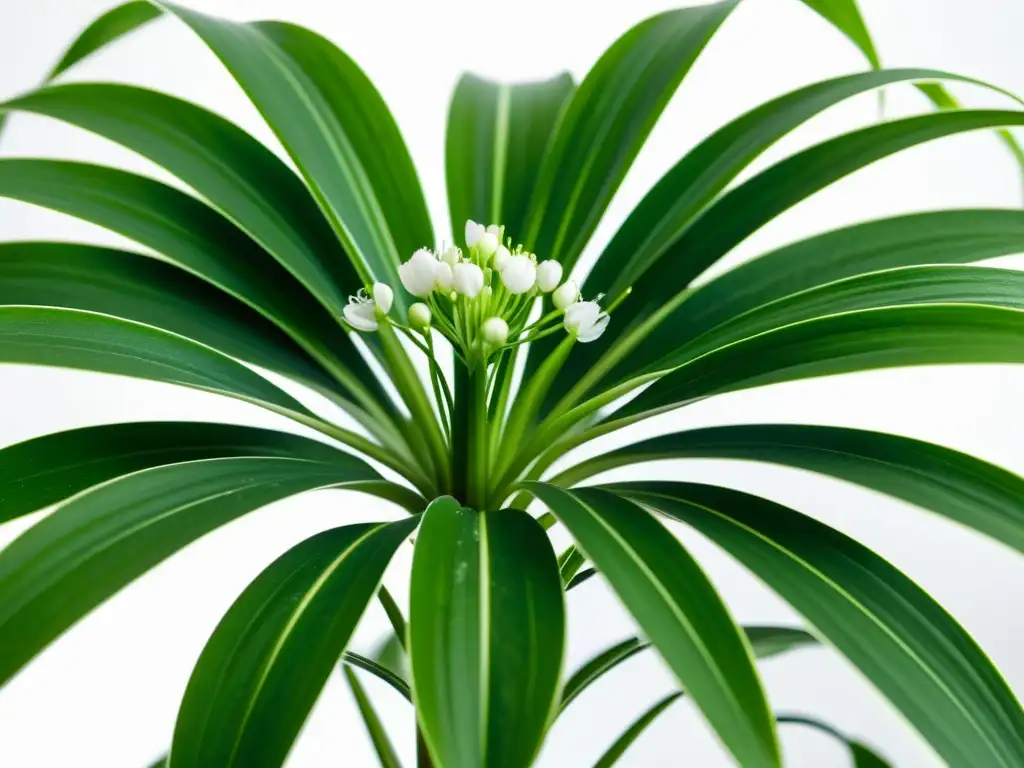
[342,652,411,702]
[409,500,565,768]
[592,692,682,768]
[343,666,404,768]
[616,481,1024,767]
[778,714,893,768]
[0,455,385,685]
[170,517,418,768]
[524,483,779,768]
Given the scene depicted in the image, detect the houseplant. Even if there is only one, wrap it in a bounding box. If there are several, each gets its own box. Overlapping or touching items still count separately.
[2,0,1024,765]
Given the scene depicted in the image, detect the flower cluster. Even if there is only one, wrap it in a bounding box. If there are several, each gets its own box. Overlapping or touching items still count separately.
[342,220,610,358]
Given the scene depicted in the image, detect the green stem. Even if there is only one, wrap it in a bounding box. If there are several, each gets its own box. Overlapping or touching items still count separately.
[451,356,489,509]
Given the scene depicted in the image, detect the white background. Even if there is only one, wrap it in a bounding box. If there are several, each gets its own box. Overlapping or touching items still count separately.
[3,0,1024,765]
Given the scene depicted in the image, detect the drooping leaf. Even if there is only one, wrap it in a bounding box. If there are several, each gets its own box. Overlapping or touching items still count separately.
[616,482,1024,768]
[524,0,740,268]
[524,483,779,768]
[446,73,574,241]
[620,304,1024,421]
[0,241,339,394]
[557,544,587,587]
[343,666,404,768]
[592,692,683,768]
[0,421,370,525]
[0,455,385,685]
[2,82,360,315]
[409,500,565,768]
[778,714,893,768]
[171,517,418,768]
[158,3,432,315]
[555,422,1024,557]
[342,652,411,702]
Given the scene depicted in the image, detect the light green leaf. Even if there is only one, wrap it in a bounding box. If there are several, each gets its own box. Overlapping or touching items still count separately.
[556,422,1024,557]
[621,304,1024,421]
[343,666,404,768]
[171,517,418,768]
[342,652,411,702]
[0,421,373,525]
[797,0,879,67]
[1,82,360,315]
[592,692,683,768]
[409,499,565,768]
[524,1,739,268]
[145,755,168,768]
[0,241,339,395]
[0,455,385,686]
[159,3,432,315]
[616,481,1024,768]
[557,544,587,587]
[778,714,893,768]
[524,483,779,768]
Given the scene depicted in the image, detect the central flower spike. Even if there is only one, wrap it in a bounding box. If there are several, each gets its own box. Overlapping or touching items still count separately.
[345,220,612,361]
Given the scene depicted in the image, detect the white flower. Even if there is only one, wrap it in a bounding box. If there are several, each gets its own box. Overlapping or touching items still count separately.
[465,220,485,247]
[440,245,461,267]
[486,224,501,237]
[372,283,393,314]
[536,260,563,293]
[435,261,454,292]
[501,255,536,294]
[342,290,379,332]
[482,317,509,346]
[453,262,485,298]
[493,244,511,271]
[563,300,609,343]
[479,232,499,258]
[399,248,441,297]
[408,302,432,329]
[552,279,580,310]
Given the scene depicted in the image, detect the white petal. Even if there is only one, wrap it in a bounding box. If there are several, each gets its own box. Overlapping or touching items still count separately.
[563,301,600,333]
[343,302,378,332]
[479,232,499,258]
[465,220,485,247]
[453,262,485,298]
[536,260,563,292]
[440,245,461,266]
[372,283,393,314]
[501,255,537,294]
[577,313,609,342]
[435,261,454,291]
[552,280,580,310]
[492,245,511,271]
[399,249,440,297]
[486,224,501,236]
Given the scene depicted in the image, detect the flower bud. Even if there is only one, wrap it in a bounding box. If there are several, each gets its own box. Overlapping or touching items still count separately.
[486,224,501,237]
[435,261,454,292]
[372,283,393,314]
[399,248,441,297]
[492,244,511,272]
[501,255,537,295]
[408,302,432,329]
[440,245,461,267]
[479,232,499,258]
[482,317,509,346]
[563,300,609,343]
[552,279,580,310]
[453,262,485,298]
[535,260,563,293]
[465,220,485,247]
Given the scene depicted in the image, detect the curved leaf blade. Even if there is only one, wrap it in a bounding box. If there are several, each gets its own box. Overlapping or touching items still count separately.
[0,455,382,685]
[559,423,1024,557]
[1,82,359,315]
[778,714,893,768]
[446,73,574,241]
[409,500,565,768]
[617,481,1024,768]
[343,666,404,768]
[342,652,411,703]
[524,483,779,768]
[170,517,418,768]
[797,0,879,67]
[0,421,362,525]
[592,692,682,768]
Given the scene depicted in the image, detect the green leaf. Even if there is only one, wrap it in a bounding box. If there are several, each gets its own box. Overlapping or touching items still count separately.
[665,209,1024,355]
[0,159,382,404]
[0,455,384,685]
[0,305,310,418]
[524,0,739,268]
[524,483,779,768]
[556,422,1024,557]
[145,755,168,768]
[671,265,1024,364]
[561,627,816,713]
[566,568,598,592]
[592,692,683,768]
[343,666,404,768]
[409,500,565,768]
[621,304,1024,421]
[616,481,1024,768]
[171,517,418,768]
[342,652,411,702]
[557,544,587,587]
[796,0,879,67]
[778,714,893,768]
[604,109,1024,384]
[0,421,368,525]
[159,3,432,315]
[1,82,360,315]
[446,73,574,242]
[0,242,338,394]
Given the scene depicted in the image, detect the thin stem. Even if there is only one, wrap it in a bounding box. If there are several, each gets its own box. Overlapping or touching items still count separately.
[425,332,452,442]
[377,585,408,650]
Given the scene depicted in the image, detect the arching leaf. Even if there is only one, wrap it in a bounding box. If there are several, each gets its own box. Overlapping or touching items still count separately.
[343,666,404,768]
[592,692,682,768]
[778,714,893,768]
